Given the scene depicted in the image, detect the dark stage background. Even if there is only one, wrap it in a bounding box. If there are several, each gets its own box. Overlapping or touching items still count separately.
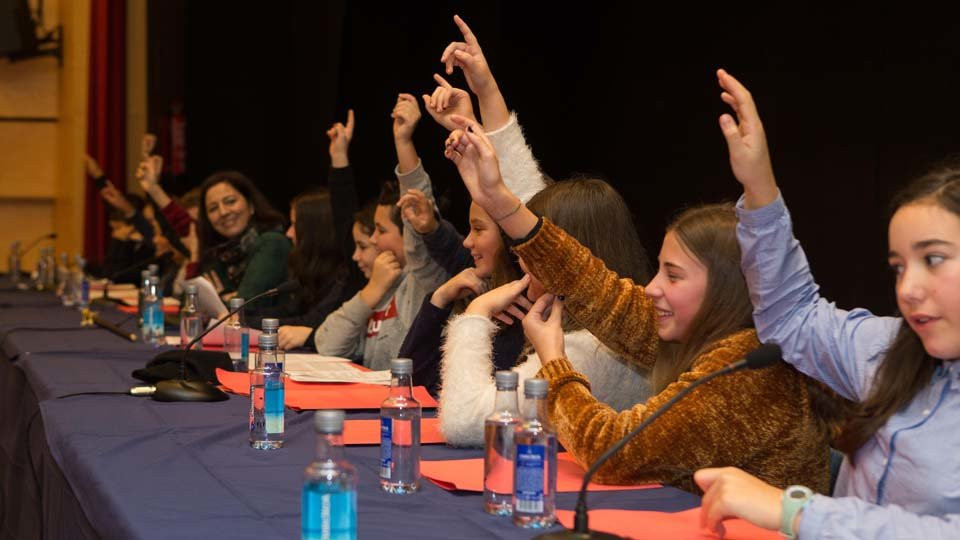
[146,2,960,316]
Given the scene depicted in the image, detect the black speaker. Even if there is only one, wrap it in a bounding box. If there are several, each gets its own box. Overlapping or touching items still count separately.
[0,0,37,57]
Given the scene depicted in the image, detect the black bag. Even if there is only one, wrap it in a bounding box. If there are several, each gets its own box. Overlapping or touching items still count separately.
[132,350,233,383]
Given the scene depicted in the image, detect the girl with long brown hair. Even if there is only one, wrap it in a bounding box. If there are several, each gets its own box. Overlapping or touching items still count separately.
[444,112,841,495]
[695,72,960,538]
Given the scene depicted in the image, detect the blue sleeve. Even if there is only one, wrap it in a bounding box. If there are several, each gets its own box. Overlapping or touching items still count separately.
[801,494,960,539]
[735,193,902,402]
[422,218,471,277]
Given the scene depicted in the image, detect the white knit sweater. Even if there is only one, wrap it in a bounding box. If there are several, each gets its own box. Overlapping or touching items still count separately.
[438,313,652,447]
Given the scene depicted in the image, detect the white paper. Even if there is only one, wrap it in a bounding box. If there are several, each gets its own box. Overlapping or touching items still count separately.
[284,358,391,385]
[284,353,351,369]
[185,276,228,319]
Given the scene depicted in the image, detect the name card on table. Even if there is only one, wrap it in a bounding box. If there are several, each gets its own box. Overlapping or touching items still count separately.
[343,418,444,445]
[214,367,438,410]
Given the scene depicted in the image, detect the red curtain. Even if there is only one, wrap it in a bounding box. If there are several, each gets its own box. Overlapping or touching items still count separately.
[85,0,126,263]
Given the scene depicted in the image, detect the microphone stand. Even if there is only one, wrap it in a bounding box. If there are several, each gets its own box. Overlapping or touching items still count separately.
[142,280,297,402]
[535,344,782,539]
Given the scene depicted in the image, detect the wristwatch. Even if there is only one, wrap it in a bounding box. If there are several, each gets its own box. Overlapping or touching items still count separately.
[780,485,813,539]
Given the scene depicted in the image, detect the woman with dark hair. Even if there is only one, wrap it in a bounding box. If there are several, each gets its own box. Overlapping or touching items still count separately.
[445,113,843,495]
[191,170,290,304]
[694,72,960,539]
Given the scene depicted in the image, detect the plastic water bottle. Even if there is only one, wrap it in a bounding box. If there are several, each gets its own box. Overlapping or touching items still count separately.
[379,358,420,494]
[9,241,21,286]
[42,248,56,290]
[250,332,284,449]
[512,378,557,529]
[60,255,76,307]
[261,318,283,370]
[55,252,69,294]
[179,284,203,349]
[223,297,249,372]
[34,248,51,290]
[142,275,165,346]
[484,370,522,515]
[262,317,279,334]
[137,269,151,329]
[302,410,357,540]
[74,255,89,309]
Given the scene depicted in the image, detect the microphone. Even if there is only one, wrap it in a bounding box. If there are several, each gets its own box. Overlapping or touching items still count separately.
[92,313,138,342]
[17,233,56,257]
[535,343,782,540]
[92,253,167,307]
[140,280,298,402]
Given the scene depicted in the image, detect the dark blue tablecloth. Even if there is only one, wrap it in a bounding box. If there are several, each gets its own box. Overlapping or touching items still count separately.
[1,286,700,540]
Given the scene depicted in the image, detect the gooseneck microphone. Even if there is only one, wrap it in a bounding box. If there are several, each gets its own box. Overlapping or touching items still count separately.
[130,280,299,402]
[535,343,783,540]
[17,233,57,257]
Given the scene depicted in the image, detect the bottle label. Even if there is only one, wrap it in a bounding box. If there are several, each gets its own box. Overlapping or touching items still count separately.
[146,305,164,335]
[302,486,357,540]
[379,417,392,479]
[515,444,545,513]
[241,332,249,363]
[264,372,284,435]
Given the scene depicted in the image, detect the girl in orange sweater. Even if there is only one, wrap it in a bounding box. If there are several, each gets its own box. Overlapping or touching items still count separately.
[442,114,843,494]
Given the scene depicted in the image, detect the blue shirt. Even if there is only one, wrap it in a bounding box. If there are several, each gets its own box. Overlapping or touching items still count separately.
[736,194,960,539]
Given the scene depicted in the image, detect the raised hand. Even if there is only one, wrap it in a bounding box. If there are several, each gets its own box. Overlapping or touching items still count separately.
[465,274,532,325]
[430,267,488,308]
[359,251,403,308]
[717,69,778,209]
[444,115,514,214]
[396,188,438,235]
[522,294,565,362]
[140,133,157,158]
[136,154,164,192]
[84,154,104,179]
[326,109,355,168]
[440,15,496,98]
[99,181,135,217]
[422,73,476,131]
[694,466,785,537]
[392,93,421,143]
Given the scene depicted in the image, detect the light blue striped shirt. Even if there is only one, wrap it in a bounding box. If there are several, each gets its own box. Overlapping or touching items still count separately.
[736,194,960,539]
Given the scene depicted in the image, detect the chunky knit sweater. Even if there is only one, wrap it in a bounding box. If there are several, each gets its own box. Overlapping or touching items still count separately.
[515,218,833,494]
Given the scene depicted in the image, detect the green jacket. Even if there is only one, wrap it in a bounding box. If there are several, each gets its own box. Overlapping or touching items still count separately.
[204,230,291,308]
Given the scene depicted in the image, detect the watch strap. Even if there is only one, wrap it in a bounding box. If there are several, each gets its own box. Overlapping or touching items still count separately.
[780,485,813,539]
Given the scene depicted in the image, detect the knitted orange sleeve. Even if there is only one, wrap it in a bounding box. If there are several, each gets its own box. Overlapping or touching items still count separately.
[513,218,659,368]
[534,330,817,493]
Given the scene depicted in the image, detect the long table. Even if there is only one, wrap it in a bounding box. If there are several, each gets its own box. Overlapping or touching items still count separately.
[0,279,699,539]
